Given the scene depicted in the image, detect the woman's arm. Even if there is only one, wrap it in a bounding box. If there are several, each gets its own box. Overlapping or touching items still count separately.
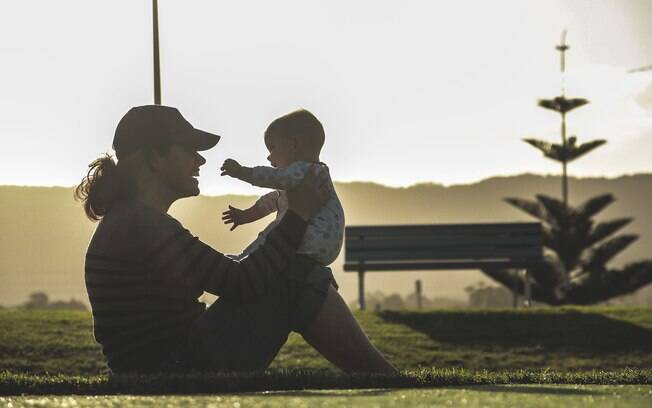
[145,210,307,301]
[145,166,328,301]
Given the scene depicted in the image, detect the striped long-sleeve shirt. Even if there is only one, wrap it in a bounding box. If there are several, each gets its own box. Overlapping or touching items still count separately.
[84,199,307,372]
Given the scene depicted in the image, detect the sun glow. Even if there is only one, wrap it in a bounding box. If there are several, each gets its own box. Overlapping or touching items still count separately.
[0,0,650,195]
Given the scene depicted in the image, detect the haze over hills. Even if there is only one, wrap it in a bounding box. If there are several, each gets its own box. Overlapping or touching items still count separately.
[1,173,651,307]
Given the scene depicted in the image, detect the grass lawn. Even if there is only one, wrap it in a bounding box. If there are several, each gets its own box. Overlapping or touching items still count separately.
[2,307,651,375]
[2,385,652,407]
[1,307,651,396]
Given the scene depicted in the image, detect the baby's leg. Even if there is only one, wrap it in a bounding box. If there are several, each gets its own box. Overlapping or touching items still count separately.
[299,285,396,374]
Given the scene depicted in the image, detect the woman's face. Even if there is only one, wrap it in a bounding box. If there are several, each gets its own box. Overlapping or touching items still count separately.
[156,144,206,198]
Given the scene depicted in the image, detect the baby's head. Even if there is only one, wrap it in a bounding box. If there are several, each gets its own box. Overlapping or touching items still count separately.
[264,109,324,168]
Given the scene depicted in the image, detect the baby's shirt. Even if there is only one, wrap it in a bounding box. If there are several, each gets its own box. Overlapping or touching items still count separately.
[239,161,345,266]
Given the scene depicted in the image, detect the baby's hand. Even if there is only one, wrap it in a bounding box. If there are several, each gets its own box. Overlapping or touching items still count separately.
[221,159,242,178]
[222,205,245,231]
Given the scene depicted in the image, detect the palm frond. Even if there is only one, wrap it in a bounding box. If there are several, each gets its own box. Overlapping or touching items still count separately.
[586,218,633,246]
[566,139,607,162]
[548,144,569,161]
[609,260,652,290]
[528,254,566,290]
[504,197,546,221]
[536,195,570,227]
[522,138,552,152]
[524,139,565,162]
[541,225,556,248]
[564,260,652,304]
[538,96,590,114]
[481,264,564,305]
[576,194,614,219]
[585,234,639,268]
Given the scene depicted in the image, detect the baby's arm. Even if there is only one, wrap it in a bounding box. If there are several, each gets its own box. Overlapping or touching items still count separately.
[221,159,254,183]
[221,159,320,190]
[254,190,280,214]
[250,162,316,190]
[222,191,279,231]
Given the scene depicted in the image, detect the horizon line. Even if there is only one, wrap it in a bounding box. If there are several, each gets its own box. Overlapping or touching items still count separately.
[2,171,651,196]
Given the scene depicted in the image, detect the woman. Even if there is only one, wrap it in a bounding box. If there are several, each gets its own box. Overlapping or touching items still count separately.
[76,105,395,374]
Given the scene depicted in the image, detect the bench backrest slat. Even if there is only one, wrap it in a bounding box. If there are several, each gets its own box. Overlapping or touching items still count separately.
[348,248,541,262]
[347,236,541,250]
[346,223,541,237]
[344,222,542,267]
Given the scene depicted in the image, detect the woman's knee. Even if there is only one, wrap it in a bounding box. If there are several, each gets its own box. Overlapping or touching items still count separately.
[300,286,397,374]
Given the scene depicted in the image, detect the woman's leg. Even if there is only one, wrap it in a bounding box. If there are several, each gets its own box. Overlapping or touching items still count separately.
[187,256,327,372]
[188,281,293,372]
[188,257,395,374]
[300,285,397,374]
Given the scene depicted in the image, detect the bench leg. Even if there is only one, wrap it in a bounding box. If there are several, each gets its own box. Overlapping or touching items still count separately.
[524,269,532,307]
[358,270,366,310]
[512,274,519,308]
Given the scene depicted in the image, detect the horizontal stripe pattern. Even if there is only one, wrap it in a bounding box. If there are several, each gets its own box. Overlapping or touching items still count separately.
[85,206,307,372]
[144,213,305,301]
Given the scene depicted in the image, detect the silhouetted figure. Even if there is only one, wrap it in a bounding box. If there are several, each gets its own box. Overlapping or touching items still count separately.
[220,109,345,269]
[76,105,395,374]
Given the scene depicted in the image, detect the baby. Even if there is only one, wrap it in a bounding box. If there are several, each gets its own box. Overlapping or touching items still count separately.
[220,109,345,266]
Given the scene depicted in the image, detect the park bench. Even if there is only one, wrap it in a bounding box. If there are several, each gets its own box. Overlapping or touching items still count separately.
[343,223,543,309]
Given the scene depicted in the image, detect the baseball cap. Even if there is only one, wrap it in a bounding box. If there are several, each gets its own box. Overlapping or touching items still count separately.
[113,105,220,160]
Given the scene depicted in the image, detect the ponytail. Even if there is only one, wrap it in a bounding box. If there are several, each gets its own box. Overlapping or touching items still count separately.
[74,154,134,221]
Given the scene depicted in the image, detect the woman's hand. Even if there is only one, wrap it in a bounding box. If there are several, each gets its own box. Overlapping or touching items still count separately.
[286,165,330,221]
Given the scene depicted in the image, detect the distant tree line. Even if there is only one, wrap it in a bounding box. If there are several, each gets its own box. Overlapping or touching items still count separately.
[21,292,87,311]
[349,283,516,310]
[464,282,513,308]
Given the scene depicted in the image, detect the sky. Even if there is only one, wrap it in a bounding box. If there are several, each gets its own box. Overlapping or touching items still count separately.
[1,0,651,196]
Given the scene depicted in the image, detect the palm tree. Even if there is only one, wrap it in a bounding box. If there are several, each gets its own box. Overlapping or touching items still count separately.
[526,31,606,209]
[528,96,605,208]
[481,32,652,305]
[482,194,652,305]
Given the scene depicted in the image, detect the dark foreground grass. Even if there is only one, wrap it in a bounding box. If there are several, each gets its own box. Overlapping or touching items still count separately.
[3,386,652,408]
[2,308,652,396]
[2,368,651,395]
[3,307,652,376]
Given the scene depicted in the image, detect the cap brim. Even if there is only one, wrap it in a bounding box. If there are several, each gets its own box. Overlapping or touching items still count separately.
[187,128,221,151]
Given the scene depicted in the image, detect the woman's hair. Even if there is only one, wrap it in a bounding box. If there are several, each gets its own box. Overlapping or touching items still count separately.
[74,153,139,222]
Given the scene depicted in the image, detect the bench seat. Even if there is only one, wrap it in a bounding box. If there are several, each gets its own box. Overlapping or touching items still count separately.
[344,222,543,309]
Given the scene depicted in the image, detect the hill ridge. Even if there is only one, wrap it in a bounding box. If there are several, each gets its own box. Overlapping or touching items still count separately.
[1,173,651,306]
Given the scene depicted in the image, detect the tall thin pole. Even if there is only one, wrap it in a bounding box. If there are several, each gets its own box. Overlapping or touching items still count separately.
[561,112,568,208]
[153,0,161,104]
[556,29,569,97]
[556,30,569,208]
